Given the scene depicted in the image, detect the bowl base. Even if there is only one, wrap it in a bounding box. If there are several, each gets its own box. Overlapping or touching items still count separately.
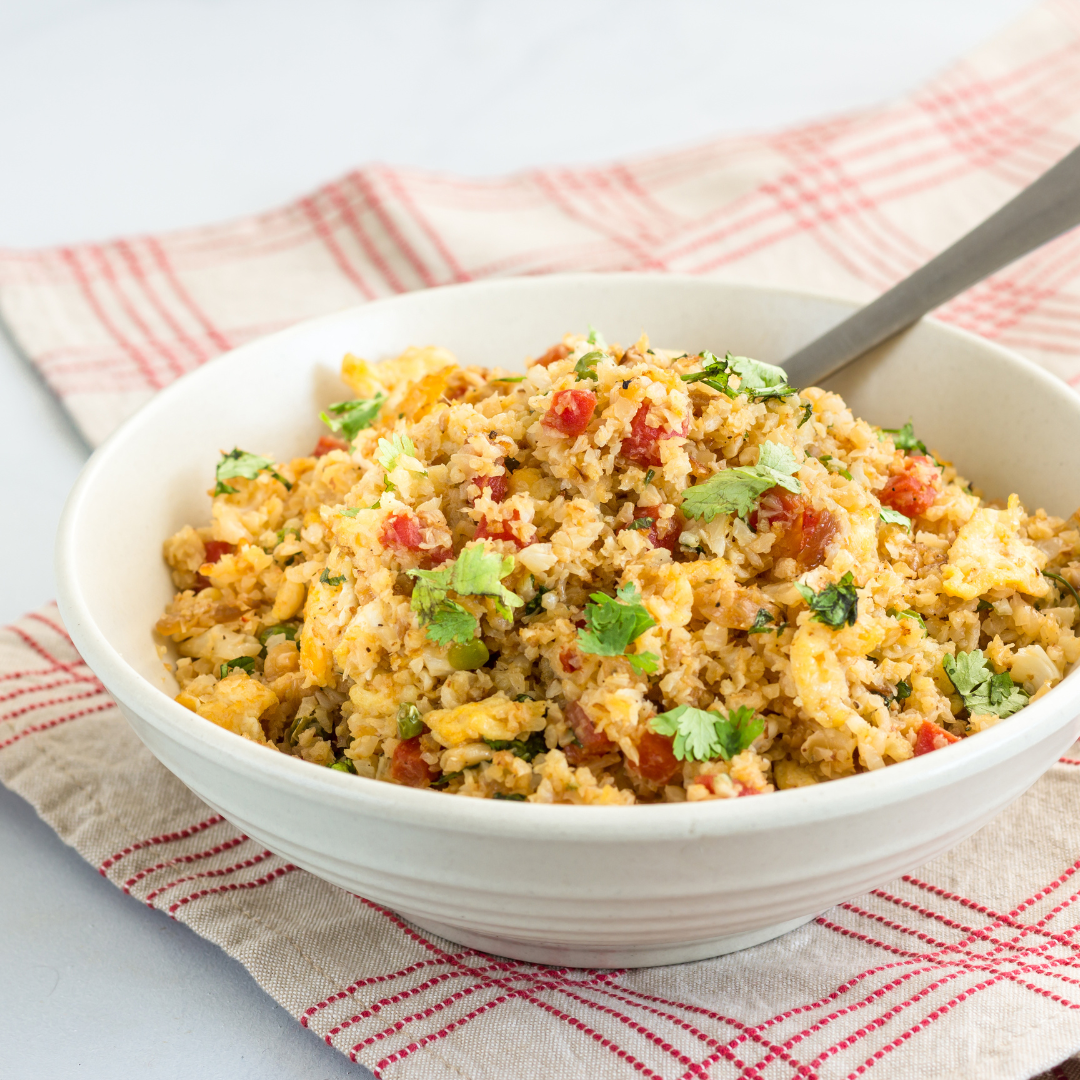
[403,912,819,969]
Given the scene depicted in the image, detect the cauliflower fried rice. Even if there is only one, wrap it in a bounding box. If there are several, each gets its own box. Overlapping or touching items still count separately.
[155,332,1080,805]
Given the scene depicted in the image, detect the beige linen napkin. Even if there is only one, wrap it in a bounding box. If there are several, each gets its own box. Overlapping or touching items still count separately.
[3,3,1080,1076]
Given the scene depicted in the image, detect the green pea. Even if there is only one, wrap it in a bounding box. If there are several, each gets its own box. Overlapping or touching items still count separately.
[397,703,425,740]
[448,639,490,670]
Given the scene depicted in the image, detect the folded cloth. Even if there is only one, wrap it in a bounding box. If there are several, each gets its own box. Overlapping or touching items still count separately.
[3,2,1080,1076]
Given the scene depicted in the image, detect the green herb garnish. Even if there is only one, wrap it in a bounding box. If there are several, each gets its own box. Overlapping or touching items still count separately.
[328,759,356,774]
[627,517,654,531]
[577,582,658,674]
[376,433,421,474]
[644,468,655,487]
[680,352,797,401]
[681,441,801,522]
[586,325,606,347]
[798,402,813,427]
[492,792,527,801]
[650,704,763,762]
[943,649,1029,717]
[574,350,604,381]
[882,421,927,455]
[219,656,256,679]
[319,394,385,441]
[431,771,462,789]
[407,542,523,645]
[491,376,526,383]
[887,607,926,631]
[523,584,550,617]
[214,448,292,496]
[747,609,786,634]
[879,507,911,530]
[484,731,546,762]
[796,572,858,629]
[319,568,346,586]
[258,624,298,646]
[1043,571,1080,610]
[340,507,361,518]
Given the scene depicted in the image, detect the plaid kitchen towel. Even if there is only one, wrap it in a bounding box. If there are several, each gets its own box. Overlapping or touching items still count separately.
[4,2,1080,1077]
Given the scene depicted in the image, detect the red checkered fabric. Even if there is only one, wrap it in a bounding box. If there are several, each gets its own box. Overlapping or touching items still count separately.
[4,605,1080,1079]
[3,2,1080,1077]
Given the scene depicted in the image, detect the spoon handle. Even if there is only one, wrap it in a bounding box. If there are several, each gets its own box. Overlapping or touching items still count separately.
[781,142,1080,387]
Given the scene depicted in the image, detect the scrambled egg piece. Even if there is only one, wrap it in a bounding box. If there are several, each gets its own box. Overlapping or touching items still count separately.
[789,620,859,729]
[176,671,277,745]
[424,695,547,748]
[942,495,1049,601]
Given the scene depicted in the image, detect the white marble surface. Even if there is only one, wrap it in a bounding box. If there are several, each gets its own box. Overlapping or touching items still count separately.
[0,1,1035,1076]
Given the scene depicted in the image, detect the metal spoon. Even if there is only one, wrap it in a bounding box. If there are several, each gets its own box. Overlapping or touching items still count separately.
[781,142,1080,387]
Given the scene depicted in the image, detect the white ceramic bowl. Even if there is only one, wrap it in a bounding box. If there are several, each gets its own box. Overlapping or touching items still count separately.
[56,273,1080,968]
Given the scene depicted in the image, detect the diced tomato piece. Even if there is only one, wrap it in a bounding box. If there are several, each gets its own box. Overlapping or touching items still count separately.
[914,721,960,757]
[203,540,234,564]
[564,700,615,764]
[879,456,940,520]
[533,343,571,368]
[559,647,581,674]
[312,434,350,457]
[427,545,454,566]
[475,509,525,548]
[543,389,597,437]
[195,540,235,589]
[469,465,508,505]
[619,404,689,468]
[622,504,682,554]
[391,736,437,787]
[632,730,681,784]
[381,513,423,552]
[733,781,759,797]
[750,488,838,571]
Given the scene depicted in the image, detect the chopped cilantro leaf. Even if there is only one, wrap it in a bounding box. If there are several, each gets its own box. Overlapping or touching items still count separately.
[650,704,763,762]
[644,468,655,487]
[397,703,425,740]
[219,656,256,679]
[895,679,912,701]
[727,355,798,400]
[376,433,420,474]
[426,602,478,647]
[450,544,524,619]
[258,624,298,646]
[491,375,525,383]
[214,448,291,495]
[943,649,1029,717]
[1044,571,1080,610]
[431,771,462,789]
[886,607,926,631]
[484,731,546,762]
[319,567,346,586]
[577,582,658,672]
[627,517,654,530]
[879,507,911,530]
[523,584,550,617]
[798,402,813,427]
[883,421,928,455]
[796,572,858,628]
[586,325,606,347]
[406,542,522,643]
[977,598,994,613]
[492,792,527,801]
[680,352,797,401]
[681,441,801,522]
[748,609,786,634]
[319,394,385,441]
[574,350,604,381]
[340,507,361,517]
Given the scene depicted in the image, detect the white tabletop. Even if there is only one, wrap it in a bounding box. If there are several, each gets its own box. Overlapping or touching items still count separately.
[0,1,1035,1076]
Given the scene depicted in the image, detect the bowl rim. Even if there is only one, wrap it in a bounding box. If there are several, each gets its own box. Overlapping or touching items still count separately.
[55,271,1080,842]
